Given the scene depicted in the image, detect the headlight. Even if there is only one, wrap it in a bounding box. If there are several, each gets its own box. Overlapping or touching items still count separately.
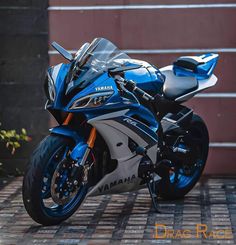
[47,72,56,101]
[69,91,113,110]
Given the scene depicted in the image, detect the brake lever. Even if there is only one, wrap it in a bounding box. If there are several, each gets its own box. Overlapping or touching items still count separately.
[114,75,126,84]
[115,76,140,105]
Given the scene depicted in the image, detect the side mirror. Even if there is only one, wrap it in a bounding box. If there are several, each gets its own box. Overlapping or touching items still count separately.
[51,41,73,62]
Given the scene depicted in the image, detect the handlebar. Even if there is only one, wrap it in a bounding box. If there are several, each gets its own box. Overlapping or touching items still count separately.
[114,75,154,102]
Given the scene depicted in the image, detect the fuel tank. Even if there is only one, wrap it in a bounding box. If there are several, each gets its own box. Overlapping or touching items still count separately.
[116,58,165,96]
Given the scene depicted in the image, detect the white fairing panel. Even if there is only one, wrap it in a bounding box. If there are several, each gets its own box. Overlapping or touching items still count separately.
[87,110,156,196]
[51,63,63,82]
[86,121,144,196]
[160,65,218,102]
[87,154,143,196]
[93,120,146,161]
[175,75,217,102]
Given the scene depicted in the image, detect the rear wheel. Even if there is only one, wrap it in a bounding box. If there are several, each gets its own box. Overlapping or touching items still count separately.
[159,114,209,200]
[22,135,92,225]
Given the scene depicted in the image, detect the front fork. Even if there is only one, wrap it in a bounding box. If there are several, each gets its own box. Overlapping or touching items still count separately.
[78,127,96,165]
[63,113,97,165]
[63,113,97,183]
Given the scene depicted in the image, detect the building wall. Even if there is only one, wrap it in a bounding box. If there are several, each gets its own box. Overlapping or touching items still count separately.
[0,1,235,175]
[0,0,49,174]
[48,0,236,175]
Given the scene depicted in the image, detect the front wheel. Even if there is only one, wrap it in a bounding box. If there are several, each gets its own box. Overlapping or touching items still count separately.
[159,114,209,200]
[22,135,89,225]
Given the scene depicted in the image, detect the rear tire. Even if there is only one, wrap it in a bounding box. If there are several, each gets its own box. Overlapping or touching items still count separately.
[159,114,209,200]
[22,135,88,225]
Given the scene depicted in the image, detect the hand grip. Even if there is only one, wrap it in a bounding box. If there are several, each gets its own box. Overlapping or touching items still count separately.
[114,75,154,101]
[125,80,154,101]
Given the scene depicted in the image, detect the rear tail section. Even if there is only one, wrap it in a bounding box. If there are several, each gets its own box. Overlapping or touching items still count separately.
[173,53,219,80]
[160,53,219,102]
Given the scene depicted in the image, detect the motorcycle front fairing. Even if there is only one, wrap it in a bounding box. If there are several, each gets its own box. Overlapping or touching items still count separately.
[45,38,161,194]
[47,63,159,162]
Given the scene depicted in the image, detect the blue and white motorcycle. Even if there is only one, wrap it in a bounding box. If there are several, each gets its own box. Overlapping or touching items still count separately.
[23,38,218,225]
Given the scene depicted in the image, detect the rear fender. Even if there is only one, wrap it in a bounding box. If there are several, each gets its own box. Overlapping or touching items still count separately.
[50,126,88,162]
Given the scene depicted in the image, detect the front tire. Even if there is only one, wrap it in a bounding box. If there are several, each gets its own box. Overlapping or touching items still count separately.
[22,135,88,225]
[159,114,209,200]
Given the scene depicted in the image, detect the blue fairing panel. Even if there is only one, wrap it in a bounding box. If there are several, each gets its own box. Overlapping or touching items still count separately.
[50,126,84,143]
[173,53,219,80]
[124,66,164,96]
[50,126,90,162]
[48,63,71,109]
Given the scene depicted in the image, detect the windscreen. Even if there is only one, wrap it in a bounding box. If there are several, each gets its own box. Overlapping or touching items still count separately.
[66,38,130,95]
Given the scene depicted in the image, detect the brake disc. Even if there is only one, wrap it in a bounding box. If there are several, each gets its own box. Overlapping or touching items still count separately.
[50,160,81,206]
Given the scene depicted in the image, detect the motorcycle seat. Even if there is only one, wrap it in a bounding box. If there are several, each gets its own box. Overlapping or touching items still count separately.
[163,69,198,100]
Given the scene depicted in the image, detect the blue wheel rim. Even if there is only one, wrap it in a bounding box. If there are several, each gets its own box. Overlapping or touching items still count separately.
[169,159,204,188]
[169,138,205,189]
[40,145,88,218]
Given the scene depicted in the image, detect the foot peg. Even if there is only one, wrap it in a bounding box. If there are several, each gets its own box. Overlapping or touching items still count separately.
[147,173,161,213]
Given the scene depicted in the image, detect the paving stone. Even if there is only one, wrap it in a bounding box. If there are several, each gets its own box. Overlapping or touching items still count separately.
[0,176,235,244]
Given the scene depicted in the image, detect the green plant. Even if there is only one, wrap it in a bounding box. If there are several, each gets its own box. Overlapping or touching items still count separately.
[0,123,31,175]
[0,124,31,155]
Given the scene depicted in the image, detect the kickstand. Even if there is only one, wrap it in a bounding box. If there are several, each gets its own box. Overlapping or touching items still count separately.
[147,179,161,213]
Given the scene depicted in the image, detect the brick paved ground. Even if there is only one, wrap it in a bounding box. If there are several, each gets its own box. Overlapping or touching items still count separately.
[0,176,235,244]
